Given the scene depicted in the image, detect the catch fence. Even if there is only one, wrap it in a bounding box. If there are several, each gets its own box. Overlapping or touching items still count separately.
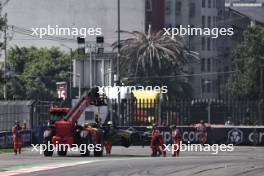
[111,99,263,126]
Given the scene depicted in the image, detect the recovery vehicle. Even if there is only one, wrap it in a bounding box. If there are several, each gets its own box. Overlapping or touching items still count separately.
[43,89,139,157]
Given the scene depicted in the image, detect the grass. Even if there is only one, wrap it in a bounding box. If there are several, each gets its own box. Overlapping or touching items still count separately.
[0,148,13,154]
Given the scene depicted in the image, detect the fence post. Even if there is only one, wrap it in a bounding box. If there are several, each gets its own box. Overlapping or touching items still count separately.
[208,99,212,124]
[158,98,161,126]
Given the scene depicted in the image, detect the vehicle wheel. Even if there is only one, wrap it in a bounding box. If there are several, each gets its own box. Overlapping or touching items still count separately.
[121,137,130,148]
[43,139,53,157]
[80,136,91,157]
[130,133,140,145]
[94,132,104,157]
[94,146,103,157]
[57,148,67,156]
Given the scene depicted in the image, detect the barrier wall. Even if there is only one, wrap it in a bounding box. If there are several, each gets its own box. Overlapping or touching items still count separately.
[119,126,264,146]
[0,127,263,149]
[0,101,35,131]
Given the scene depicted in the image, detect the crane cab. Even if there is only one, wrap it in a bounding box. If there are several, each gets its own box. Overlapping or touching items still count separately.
[49,107,71,124]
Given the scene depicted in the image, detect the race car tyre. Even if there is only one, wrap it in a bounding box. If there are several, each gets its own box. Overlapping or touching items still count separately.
[121,137,130,148]
[80,135,91,157]
[57,148,67,156]
[94,132,104,157]
[43,139,53,157]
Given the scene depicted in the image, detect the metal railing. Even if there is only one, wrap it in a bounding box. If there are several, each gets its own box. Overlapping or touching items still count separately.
[111,99,264,126]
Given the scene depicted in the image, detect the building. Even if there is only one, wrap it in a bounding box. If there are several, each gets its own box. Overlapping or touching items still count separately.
[3,0,167,51]
[2,0,146,52]
[226,0,264,6]
[145,0,165,32]
[165,0,225,98]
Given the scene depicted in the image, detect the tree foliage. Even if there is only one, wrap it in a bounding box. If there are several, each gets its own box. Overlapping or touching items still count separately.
[1,46,72,100]
[228,26,264,99]
[112,26,198,98]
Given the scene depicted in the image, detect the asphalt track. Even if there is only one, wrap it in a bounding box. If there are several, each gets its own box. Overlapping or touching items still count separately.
[0,146,264,176]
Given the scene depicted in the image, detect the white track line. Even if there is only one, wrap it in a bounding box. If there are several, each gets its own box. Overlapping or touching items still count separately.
[0,155,239,176]
[0,161,95,176]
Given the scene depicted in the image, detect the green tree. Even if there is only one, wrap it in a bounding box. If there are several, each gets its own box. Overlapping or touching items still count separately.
[228,26,264,99]
[113,26,198,98]
[1,46,74,100]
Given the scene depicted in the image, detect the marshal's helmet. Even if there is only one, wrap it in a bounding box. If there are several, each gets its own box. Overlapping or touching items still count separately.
[14,120,19,126]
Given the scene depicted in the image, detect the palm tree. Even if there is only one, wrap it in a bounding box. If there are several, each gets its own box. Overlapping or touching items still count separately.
[113,25,198,78]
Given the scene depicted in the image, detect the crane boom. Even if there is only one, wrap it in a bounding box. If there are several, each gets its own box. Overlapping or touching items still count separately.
[65,96,91,123]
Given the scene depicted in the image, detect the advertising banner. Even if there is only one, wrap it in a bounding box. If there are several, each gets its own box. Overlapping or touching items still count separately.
[119,126,264,146]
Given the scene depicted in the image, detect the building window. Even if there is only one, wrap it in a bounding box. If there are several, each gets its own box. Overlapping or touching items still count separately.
[212,39,216,50]
[202,0,206,8]
[189,32,195,50]
[146,0,152,11]
[208,0,211,8]
[212,80,217,92]
[207,81,211,93]
[214,0,217,8]
[213,16,216,26]
[202,37,205,50]
[207,37,211,51]
[85,111,94,121]
[175,1,182,15]
[166,24,172,28]
[201,58,205,72]
[189,3,195,18]
[202,16,205,28]
[202,80,212,93]
[207,16,211,28]
[207,58,211,72]
[224,66,230,80]
[201,79,205,93]
[166,0,172,15]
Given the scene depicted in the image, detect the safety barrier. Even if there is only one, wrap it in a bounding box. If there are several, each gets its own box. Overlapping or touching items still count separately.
[118,126,264,146]
[1,126,263,149]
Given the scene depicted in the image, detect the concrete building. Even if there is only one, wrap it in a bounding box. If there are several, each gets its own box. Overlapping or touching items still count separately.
[226,0,264,6]
[165,0,225,98]
[2,0,145,52]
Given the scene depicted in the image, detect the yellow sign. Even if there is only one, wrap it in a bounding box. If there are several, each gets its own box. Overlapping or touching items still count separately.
[132,90,159,108]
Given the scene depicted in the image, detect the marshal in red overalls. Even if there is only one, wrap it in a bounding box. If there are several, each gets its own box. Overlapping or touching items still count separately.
[104,121,113,156]
[172,129,182,157]
[150,126,166,157]
[12,122,22,155]
[197,120,207,145]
